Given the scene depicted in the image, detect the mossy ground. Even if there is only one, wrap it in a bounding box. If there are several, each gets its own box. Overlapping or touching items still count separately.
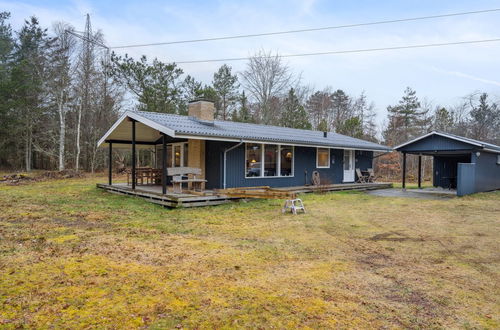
[0,175,499,328]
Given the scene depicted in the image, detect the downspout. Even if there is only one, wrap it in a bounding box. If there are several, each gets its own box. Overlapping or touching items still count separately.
[223,139,243,189]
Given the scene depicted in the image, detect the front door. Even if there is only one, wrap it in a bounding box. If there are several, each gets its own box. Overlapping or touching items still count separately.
[343,149,355,182]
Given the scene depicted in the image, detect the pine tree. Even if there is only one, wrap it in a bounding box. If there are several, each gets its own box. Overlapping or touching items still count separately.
[337,116,363,138]
[433,107,453,132]
[280,88,311,129]
[383,87,422,145]
[0,12,15,167]
[212,64,239,120]
[233,91,253,123]
[11,16,53,171]
[469,93,500,141]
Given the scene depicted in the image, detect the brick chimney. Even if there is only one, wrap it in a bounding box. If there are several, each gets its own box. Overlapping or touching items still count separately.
[188,99,215,121]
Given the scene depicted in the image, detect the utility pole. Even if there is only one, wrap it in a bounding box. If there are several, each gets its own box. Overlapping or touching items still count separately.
[66,14,110,172]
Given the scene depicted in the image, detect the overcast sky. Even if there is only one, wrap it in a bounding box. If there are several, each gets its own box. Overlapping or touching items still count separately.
[2,0,500,125]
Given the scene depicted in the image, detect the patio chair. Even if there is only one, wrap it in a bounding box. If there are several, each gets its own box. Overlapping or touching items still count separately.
[356,168,367,183]
[367,168,376,183]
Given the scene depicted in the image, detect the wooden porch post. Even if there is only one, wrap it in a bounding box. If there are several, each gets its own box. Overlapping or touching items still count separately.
[108,142,112,185]
[418,154,422,189]
[402,152,407,190]
[162,134,167,195]
[131,119,136,190]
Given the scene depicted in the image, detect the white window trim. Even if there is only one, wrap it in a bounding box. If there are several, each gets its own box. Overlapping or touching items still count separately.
[316,147,330,168]
[245,143,295,178]
[169,142,188,167]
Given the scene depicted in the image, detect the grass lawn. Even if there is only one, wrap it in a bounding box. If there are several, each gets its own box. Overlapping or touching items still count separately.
[0,175,499,328]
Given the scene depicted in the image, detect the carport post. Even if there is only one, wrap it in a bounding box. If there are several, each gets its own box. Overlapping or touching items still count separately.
[418,154,422,189]
[402,152,406,190]
[108,142,112,185]
[162,134,167,195]
[131,119,136,190]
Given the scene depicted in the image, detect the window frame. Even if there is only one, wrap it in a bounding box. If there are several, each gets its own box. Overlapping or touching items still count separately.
[245,143,295,178]
[168,142,188,168]
[316,147,331,168]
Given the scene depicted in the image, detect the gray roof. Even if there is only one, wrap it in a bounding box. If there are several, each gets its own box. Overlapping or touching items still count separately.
[394,131,500,153]
[134,111,391,151]
[440,132,500,152]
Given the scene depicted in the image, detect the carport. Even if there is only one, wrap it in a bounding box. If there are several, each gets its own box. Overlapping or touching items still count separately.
[394,131,500,196]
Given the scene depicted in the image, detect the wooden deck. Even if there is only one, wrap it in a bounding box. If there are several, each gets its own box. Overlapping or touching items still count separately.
[96,182,393,208]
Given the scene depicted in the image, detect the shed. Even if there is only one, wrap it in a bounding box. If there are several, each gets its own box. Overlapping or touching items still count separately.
[394,131,500,196]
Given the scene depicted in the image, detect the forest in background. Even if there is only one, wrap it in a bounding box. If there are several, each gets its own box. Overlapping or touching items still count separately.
[1,13,499,178]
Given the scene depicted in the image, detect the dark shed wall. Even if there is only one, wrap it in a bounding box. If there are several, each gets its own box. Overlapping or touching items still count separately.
[471,151,500,192]
[433,154,471,188]
[205,141,373,189]
[399,134,475,153]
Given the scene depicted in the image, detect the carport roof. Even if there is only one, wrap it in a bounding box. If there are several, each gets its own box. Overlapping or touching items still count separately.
[98,110,391,152]
[394,131,500,154]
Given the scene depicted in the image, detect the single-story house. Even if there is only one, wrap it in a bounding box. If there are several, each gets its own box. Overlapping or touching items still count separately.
[97,100,391,193]
[394,131,500,196]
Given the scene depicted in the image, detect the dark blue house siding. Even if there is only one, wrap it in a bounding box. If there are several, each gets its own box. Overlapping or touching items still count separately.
[205,141,373,189]
[471,151,500,193]
[399,134,475,153]
[433,154,471,188]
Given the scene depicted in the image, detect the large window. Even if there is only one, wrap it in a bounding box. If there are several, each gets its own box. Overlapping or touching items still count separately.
[246,143,294,178]
[246,143,262,177]
[264,144,278,176]
[317,148,330,168]
[280,146,293,176]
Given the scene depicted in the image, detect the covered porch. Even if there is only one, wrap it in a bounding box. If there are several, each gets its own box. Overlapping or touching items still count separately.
[101,112,208,196]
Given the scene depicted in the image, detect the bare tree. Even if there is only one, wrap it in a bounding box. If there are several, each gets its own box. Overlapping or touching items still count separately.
[49,22,76,171]
[240,50,297,124]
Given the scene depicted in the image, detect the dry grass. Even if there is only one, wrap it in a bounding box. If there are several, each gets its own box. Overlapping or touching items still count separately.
[0,175,499,328]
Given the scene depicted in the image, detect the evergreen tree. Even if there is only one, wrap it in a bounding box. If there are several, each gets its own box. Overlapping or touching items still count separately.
[110,53,184,114]
[469,93,499,141]
[0,12,15,167]
[337,116,363,138]
[432,107,453,132]
[233,91,253,123]
[383,87,422,145]
[317,118,328,132]
[212,64,239,120]
[11,16,53,171]
[280,88,311,129]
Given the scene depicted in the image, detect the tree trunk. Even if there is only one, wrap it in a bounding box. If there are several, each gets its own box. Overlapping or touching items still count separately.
[75,102,82,172]
[58,93,66,171]
[25,118,32,172]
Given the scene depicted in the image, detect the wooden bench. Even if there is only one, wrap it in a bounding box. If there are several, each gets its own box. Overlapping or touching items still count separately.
[168,167,207,193]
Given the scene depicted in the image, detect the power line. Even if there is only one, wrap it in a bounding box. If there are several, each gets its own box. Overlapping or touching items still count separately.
[110,8,500,49]
[173,38,500,64]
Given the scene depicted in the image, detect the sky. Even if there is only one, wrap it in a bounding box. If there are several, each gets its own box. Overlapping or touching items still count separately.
[2,0,500,126]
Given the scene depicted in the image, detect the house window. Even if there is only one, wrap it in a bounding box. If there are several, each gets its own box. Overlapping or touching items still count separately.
[245,143,294,178]
[264,144,278,176]
[280,146,293,176]
[316,148,330,168]
[246,143,262,177]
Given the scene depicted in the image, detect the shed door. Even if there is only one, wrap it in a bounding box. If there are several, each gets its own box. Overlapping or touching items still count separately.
[343,150,355,182]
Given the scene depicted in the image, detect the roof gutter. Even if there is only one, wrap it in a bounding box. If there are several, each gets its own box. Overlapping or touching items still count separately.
[223,140,244,189]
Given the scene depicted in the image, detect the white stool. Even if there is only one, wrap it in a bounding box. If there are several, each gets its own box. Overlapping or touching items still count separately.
[282,198,306,215]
